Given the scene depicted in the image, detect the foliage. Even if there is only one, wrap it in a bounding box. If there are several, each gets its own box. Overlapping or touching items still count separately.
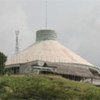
[0,52,7,75]
[0,75,100,100]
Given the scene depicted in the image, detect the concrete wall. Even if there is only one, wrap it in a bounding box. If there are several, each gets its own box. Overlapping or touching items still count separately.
[36,30,57,42]
[20,64,31,74]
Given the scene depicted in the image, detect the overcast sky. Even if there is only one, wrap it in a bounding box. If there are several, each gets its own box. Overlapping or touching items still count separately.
[0,0,100,67]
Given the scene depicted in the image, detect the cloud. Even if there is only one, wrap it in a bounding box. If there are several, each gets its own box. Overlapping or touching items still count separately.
[45,0,100,66]
[0,0,100,67]
[0,0,33,56]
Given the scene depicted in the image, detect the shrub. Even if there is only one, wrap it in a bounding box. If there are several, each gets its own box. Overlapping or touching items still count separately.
[0,75,100,100]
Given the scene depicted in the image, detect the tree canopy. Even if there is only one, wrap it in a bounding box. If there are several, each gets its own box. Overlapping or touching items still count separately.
[0,52,7,75]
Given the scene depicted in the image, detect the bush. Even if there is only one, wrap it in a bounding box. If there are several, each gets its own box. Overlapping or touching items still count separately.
[0,75,100,100]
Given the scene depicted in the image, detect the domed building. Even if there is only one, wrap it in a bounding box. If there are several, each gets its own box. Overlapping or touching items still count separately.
[6,30,100,82]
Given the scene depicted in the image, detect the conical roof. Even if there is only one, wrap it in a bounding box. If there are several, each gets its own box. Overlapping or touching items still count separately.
[6,30,93,67]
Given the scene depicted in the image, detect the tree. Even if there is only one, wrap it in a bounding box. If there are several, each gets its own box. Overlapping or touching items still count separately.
[0,52,7,75]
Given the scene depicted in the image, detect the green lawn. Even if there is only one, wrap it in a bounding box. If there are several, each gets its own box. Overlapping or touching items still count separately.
[0,75,100,100]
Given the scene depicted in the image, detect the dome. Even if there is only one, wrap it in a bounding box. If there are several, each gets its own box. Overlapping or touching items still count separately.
[6,29,94,67]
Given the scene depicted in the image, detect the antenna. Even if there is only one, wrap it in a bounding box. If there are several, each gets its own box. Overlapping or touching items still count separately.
[45,0,47,29]
[15,30,19,54]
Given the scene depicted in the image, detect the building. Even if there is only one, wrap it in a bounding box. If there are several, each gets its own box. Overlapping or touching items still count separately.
[5,30,100,82]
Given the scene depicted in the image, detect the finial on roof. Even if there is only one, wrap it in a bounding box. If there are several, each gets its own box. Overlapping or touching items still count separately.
[36,30,57,42]
[45,0,48,29]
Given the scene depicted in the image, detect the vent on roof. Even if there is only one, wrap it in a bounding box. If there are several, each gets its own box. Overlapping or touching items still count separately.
[36,30,57,42]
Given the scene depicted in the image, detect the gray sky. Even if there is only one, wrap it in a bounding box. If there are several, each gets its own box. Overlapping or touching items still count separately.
[0,0,100,67]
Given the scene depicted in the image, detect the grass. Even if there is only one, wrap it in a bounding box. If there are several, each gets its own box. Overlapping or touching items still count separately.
[0,75,100,100]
